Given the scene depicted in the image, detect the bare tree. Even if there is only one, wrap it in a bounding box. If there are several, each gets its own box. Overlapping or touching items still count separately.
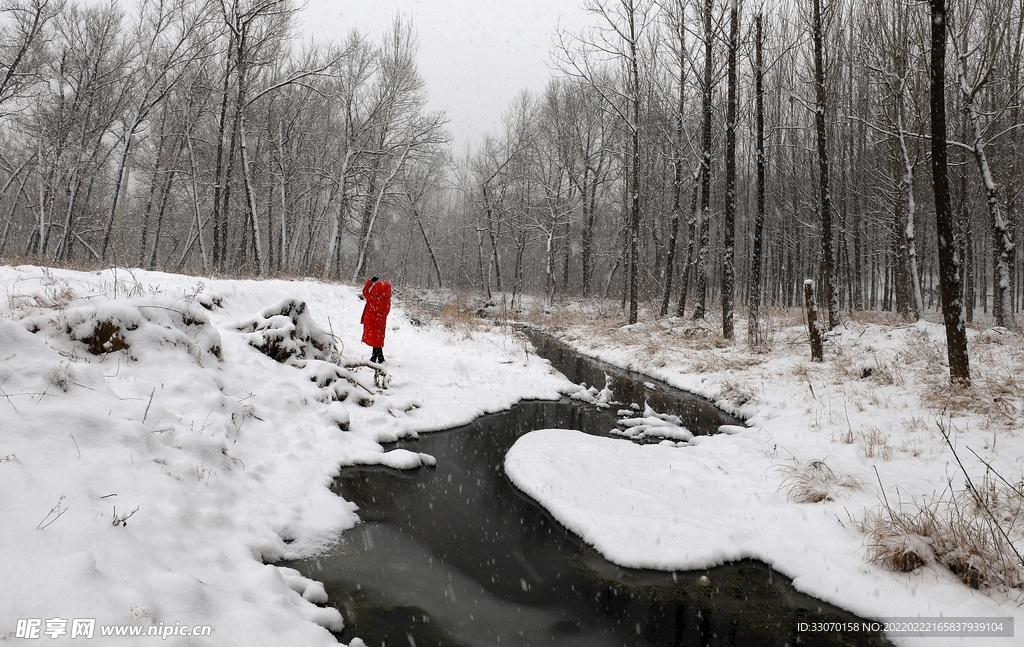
[747,11,767,348]
[949,0,1016,329]
[0,0,62,112]
[721,0,739,339]
[929,0,971,384]
[811,0,840,330]
[556,0,655,324]
[99,0,217,262]
[691,0,719,321]
[351,18,448,281]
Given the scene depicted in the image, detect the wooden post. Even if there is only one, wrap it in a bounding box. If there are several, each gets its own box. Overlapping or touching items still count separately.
[804,279,824,362]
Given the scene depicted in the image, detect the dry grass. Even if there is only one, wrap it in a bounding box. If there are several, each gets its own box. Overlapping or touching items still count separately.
[827,350,903,386]
[778,458,865,503]
[863,477,1024,590]
[746,308,780,351]
[718,375,759,407]
[436,299,490,339]
[5,267,77,312]
[859,426,894,460]
[919,379,1023,432]
[763,306,806,328]
[899,329,946,367]
[851,310,906,326]
[896,437,925,458]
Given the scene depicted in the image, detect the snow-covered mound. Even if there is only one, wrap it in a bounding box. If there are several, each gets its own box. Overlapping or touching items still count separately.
[504,301,1024,647]
[232,297,335,364]
[0,265,573,646]
[19,295,222,362]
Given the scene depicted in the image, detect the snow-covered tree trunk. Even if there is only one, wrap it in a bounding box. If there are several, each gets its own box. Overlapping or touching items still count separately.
[625,0,642,325]
[677,175,698,317]
[967,109,1013,330]
[812,0,840,330]
[692,0,713,321]
[721,0,738,340]
[929,0,970,384]
[954,45,1014,330]
[238,88,264,274]
[895,78,924,320]
[748,12,767,349]
[660,7,686,318]
[804,280,824,362]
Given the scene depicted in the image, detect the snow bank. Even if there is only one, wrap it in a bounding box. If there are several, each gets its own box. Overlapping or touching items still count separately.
[509,308,1024,646]
[0,265,573,645]
[504,428,1015,645]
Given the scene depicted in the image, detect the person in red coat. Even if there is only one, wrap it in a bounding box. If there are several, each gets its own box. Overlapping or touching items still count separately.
[361,277,391,363]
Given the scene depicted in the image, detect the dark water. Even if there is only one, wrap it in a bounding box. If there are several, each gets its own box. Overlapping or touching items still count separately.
[284,330,890,647]
[519,328,735,432]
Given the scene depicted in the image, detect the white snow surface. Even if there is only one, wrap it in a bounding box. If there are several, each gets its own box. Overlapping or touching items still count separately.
[505,314,1024,647]
[0,266,571,645]
[4,265,1024,646]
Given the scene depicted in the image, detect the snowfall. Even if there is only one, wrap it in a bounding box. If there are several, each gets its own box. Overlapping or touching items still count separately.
[0,264,1021,646]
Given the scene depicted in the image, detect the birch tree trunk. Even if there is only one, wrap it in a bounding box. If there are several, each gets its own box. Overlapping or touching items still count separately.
[721,0,738,340]
[693,0,714,321]
[748,12,767,348]
[812,0,840,330]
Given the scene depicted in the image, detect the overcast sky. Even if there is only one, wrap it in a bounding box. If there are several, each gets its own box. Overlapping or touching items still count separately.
[300,0,596,154]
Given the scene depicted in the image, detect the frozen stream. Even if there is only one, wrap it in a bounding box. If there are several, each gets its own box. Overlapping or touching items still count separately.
[283,330,891,647]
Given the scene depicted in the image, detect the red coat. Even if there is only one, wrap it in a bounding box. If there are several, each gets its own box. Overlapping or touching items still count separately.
[360,279,391,348]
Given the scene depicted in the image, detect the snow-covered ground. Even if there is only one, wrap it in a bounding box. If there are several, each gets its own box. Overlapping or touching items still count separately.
[2,265,1022,646]
[0,266,571,645]
[505,303,1024,646]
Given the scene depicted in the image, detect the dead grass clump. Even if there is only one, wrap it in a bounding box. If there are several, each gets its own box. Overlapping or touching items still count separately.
[845,309,907,327]
[718,375,758,407]
[896,437,924,457]
[920,381,976,414]
[531,304,587,330]
[676,322,730,350]
[899,330,945,367]
[859,426,894,460]
[438,299,487,338]
[101,267,147,299]
[975,368,1024,431]
[972,326,1018,348]
[863,504,940,573]
[827,353,857,382]
[638,330,667,358]
[6,269,77,312]
[863,483,1024,590]
[867,353,903,385]
[763,306,805,328]
[957,470,1024,530]
[745,309,779,352]
[791,363,811,380]
[778,458,865,503]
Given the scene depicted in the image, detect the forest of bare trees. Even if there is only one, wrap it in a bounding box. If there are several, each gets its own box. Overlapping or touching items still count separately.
[0,0,1021,351]
[0,0,448,279]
